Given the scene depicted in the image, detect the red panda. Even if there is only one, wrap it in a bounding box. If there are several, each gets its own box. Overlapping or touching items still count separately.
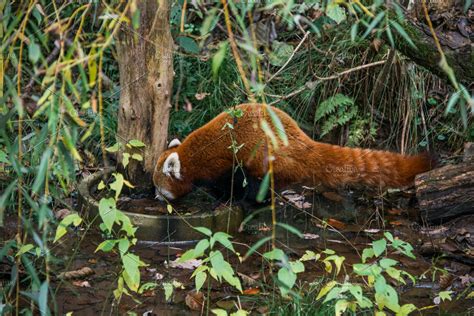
[153,103,434,201]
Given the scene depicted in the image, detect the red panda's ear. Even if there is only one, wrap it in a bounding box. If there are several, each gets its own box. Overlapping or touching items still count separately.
[168,138,181,148]
[163,152,182,179]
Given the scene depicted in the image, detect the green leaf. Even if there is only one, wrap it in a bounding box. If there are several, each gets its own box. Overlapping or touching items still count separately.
[268,41,294,66]
[213,232,234,252]
[54,213,82,243]
[290,260,305,273]
[128,139,146,147]
[276,222,302,238]
[28,41,41,63]
[316,280,337,300]
[263,248,285,261]
[194,226,212,237]
[380,258,398,269]
[349,284,363,304]
[38,281,49,315]
[131,153,143,161]
[163,282,173,301]
[0,180,17,227]
[362,248,375,263]
[200,8,218,36]
[194,239,210,256]
[211,309,228,316]
[122,253,141,292]
[178,249,197,262]
[326,4,346,24]
[351,23,359,42]
[243,236,271,259]
[372,238,387,257]
[446,91,460,115]
[334,299,349,316]
[195,271,207,292]
[115,210,137,237]
[98,180,106,190]
[0,150,9,164]
[118,238,130,255]
[384,232,394,242]
[16,244,34,257]
[267,106,289,146]
[324,255,345,275]
[386,25,395,47]
[32,149,52,194]
[88,47,97,87]
[277,267,296,294]
[106,143,120,152]
[385,267,404,284]
[256,172,270,202]
[390,20,416,49]
[176,36,200,54]
[212,41,228,79]
[439,290,453,302]
[260,120,279,149]
[122,153,130,168]
[300,250,321,262]
[353,263,373,276]
[95,239,117,252]
[99,198,117,233]
[362,11,385,39]
[399,303,417,315]
[110,173,124,200]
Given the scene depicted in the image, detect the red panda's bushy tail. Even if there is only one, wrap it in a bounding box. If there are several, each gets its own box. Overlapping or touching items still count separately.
[316,144,435,189]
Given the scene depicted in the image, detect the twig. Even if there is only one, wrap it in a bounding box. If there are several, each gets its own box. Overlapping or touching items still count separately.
[221,0,254,101]
[268,81,319,106]
[267,31,310,83]
[314,60,386,81]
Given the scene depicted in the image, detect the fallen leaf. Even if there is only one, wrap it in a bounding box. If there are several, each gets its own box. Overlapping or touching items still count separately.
[55,208,71,220]
[72,280,91,288]
[195,92,210,100]
[243,287,260,295]
[363,228,380,234]
[58,267,94,280]
[238,272,259,287]
[216,300,236,310]
[387,209,403,215]
[185,291,204,311]
[168,258,202,270]
[282,190,312,209]
[459,274,474,286]
[142,289,156,297]
[390,220,403,226]
[371,38,383,51]
[327,218,346,230]
[322,191,344,202]
[87,258,97,264]
[183,98,193,112]
[303,233,320,240]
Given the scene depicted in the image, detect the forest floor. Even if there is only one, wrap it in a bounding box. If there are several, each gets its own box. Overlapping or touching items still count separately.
[2,185,473,315]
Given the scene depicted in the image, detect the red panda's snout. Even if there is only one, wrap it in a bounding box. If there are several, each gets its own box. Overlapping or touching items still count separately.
[152,139,192,201]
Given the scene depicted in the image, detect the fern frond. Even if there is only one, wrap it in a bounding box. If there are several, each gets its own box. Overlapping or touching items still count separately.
[315,94,354,122]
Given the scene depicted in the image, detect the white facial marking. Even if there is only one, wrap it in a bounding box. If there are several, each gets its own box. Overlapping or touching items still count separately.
[162,152,182,179]
[155,187,176,201]
[168,138,182,148]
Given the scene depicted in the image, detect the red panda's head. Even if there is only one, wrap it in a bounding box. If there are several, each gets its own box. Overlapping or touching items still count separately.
[152,139,192,201]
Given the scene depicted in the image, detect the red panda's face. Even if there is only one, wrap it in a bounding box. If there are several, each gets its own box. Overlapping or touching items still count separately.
[152,139,192,201]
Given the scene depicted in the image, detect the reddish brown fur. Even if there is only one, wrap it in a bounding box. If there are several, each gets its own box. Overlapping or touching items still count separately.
[153,104,433,200]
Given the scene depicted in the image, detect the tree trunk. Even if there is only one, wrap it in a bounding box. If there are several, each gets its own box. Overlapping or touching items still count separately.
[415,160,474,224]
[116,0,173,186]
[392,2,473,84]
